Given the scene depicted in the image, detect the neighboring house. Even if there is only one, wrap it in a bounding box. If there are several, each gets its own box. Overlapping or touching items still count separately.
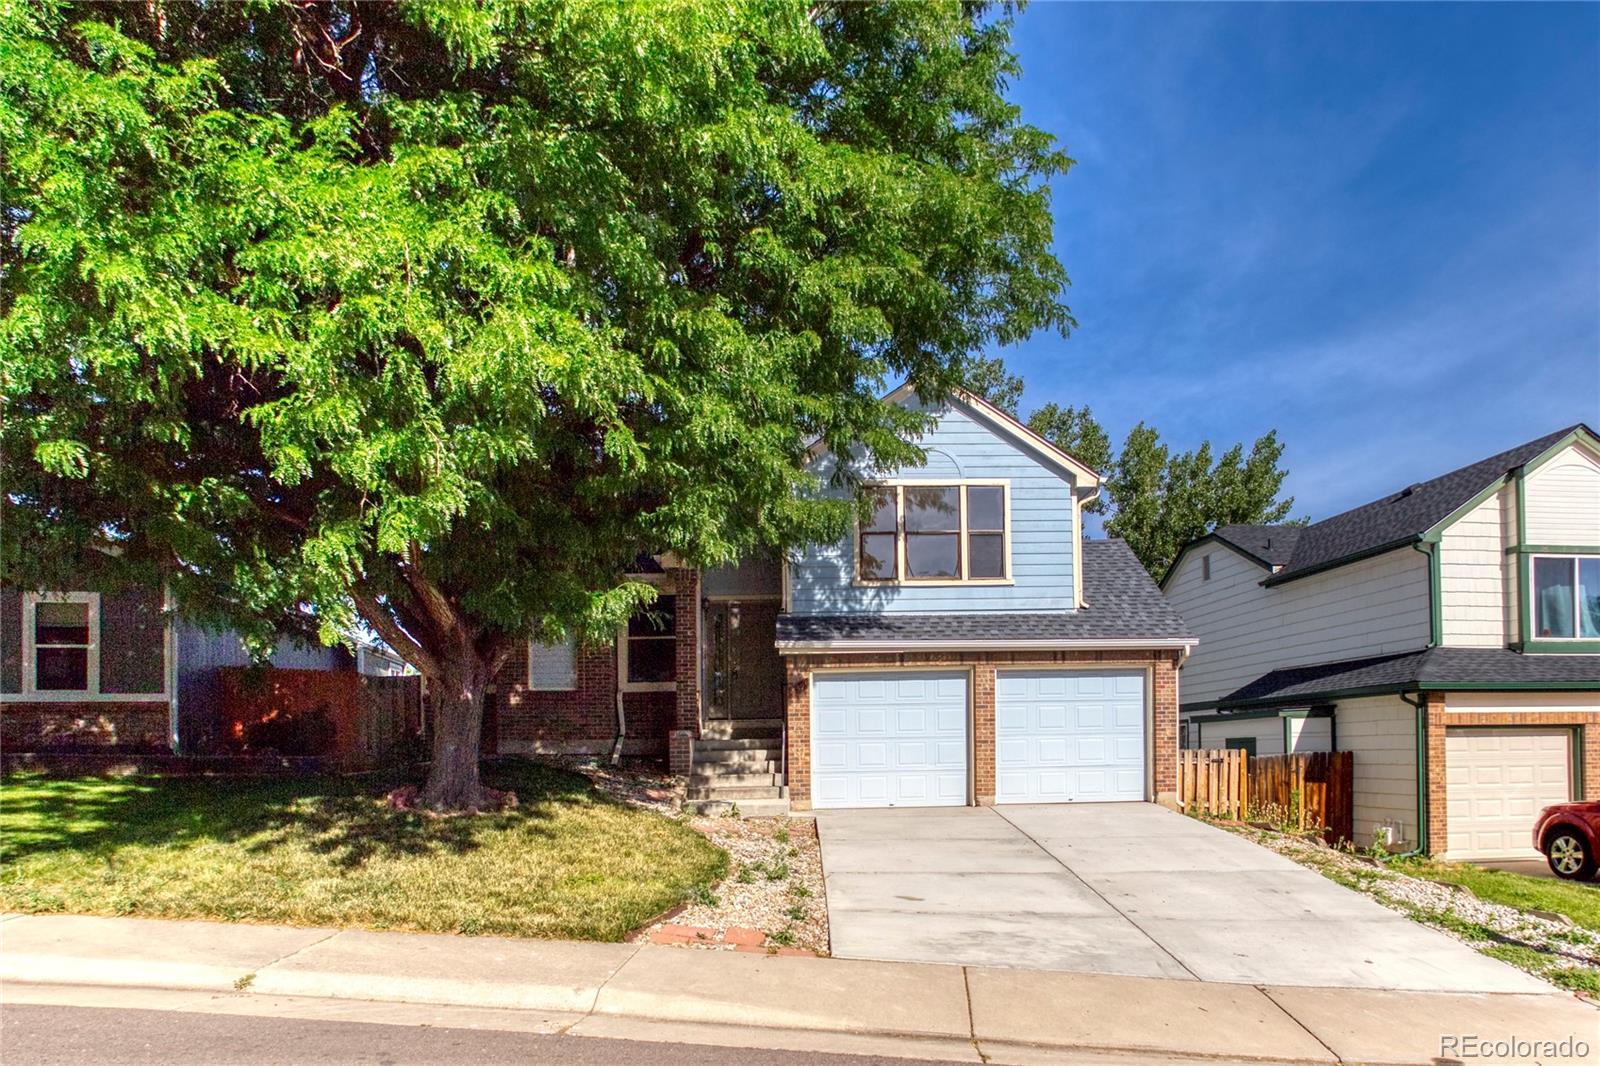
[490,387,1196,814]
[1162,424,1600,860]
[1,577,378,755]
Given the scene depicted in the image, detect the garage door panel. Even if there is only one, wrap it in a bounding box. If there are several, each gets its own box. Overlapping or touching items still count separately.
[811,670,969,810]
[1445,728,1571,861]
[995,669,1147,804]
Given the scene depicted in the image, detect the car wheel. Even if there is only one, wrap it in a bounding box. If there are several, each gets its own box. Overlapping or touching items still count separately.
[1545,829,1597,881]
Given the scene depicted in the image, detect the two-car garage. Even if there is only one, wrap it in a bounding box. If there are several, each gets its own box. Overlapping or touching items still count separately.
[808,667,1151,810]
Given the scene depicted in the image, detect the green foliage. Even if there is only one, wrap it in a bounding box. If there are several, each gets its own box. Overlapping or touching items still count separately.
[1,2,1071,799]
[964,358,1296,576]
[1099,423,1296,575]
[959,354,1029,417]
[1026,402,1113,502]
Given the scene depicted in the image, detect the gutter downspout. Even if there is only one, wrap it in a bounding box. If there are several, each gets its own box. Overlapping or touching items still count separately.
[611,646,627,765]
[1412,540,1442,648]
[1398,690,1429,857]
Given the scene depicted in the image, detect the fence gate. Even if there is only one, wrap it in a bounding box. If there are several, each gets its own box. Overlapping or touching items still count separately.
[1178,749,1354,844]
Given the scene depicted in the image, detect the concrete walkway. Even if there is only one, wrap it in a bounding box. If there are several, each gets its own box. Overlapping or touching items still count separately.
[2,912,1593,1065]
[816,803,1550,991]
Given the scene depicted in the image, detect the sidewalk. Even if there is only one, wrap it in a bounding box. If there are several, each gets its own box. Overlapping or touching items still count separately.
[3,913,1595,1065]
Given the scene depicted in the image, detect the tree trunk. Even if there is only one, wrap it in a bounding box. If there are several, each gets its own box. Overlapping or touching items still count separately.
[420,653,492,810]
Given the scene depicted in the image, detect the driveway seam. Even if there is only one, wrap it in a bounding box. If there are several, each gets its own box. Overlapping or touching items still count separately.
[991,807,1201,982]
[1256,984,1344,1064]
[247,928,342,982]
[586,941,644,1016]
[960,966,990,1064]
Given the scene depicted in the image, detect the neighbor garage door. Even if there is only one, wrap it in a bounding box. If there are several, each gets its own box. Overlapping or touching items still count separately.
[995,669,1147,803]
[1446,728,1572,860]
[810,670,969,809]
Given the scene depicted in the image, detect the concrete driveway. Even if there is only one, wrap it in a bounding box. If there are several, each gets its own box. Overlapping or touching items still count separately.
[815,803,1548,992]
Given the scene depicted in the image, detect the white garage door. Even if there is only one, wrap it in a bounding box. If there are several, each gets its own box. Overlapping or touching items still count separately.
[1446,728,1572,860]
[810,670,968,809]
[995,669,1147,804]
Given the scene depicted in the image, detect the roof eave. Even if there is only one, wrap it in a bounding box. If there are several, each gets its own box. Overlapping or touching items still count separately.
[776,637,1198,655]
[1260,535,1423,587]
[1160,532,1274,590]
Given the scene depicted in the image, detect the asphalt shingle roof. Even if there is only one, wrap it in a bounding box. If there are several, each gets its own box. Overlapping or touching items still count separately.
[1261,425,1589,583]
[1211,524,1303,567]
[1210,646,1600,708]
[776,539,1193,645]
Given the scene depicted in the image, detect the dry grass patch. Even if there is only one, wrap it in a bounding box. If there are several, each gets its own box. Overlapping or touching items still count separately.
[1,759,726,941]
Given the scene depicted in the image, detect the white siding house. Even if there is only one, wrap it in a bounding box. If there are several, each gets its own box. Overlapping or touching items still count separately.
[1162,425,1600,859]
[1164,542,1428,706]
[1437,484,1515,648]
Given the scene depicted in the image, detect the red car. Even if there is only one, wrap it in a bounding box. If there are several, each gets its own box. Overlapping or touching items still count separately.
[1535,801,1600,881]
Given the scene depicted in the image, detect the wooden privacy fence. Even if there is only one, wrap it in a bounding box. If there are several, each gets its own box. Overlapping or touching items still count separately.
[352,674,425,769]
[218,667,423,769]
[1178,749,1355,844]
[1177,749,1248,819]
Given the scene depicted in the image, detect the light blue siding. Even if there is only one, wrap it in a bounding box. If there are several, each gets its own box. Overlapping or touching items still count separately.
[788,397,1079,615]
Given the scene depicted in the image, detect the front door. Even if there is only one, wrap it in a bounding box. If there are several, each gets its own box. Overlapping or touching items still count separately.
[706,601,784,721]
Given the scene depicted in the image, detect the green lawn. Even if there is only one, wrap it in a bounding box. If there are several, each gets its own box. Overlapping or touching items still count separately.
[0,760,726,941]
[1392,857,1600,933]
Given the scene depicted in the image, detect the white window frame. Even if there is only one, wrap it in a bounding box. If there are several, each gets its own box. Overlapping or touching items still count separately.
[854,479,1012,587]
[1529,553,1600,641]
[21,591,100,695]
[528,635,579,692]
[619,577,678,693]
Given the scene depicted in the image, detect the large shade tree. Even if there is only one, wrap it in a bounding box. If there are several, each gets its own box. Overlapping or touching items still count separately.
[1,1,1072,807]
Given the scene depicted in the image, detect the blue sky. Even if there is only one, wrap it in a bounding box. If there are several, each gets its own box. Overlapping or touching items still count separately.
[998,2,1600,523]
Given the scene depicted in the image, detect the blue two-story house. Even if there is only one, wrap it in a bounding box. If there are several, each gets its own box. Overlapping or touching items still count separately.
[487,387,1195,815]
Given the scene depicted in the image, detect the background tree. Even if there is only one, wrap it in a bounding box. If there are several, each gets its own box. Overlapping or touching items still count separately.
[966,363,1296,573]
[1,2,1072,809]
[960,354,1030,417]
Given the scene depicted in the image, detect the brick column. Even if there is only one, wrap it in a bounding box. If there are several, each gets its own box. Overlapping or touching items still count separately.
[668,729,694,775]
[972,665,997,805]
[1152,654,1179,806]
[1584,724,1600,801]
[671,568,701,735]
[785,660,812,810]
[1425,692,1448,856]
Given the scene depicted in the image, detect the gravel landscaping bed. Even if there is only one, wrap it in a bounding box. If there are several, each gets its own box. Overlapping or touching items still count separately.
[541,757,829,955]
[545,756,686,816]
[634,814,829,955]
[1231,826,1600,996]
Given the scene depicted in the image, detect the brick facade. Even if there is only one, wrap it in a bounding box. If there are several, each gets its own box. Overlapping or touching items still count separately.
[491,579,703,758]
[782,649,1182,811]
[670,568,702,733]
[1423,691,1600,856]
[0,701,169,752]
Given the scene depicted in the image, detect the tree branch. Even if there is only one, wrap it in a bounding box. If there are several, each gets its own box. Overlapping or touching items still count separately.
[400,540,470,653]
[351,586,440,677]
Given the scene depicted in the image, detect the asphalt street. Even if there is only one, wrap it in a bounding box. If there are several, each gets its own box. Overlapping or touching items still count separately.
[2,1004,970,1066]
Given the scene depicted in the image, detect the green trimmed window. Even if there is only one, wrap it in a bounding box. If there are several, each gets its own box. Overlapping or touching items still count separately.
[1532,555,1600,640]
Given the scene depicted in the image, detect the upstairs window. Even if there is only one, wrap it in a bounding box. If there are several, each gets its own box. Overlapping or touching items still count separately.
[1532,555,1600,640]
[25,593,99,693]
[624,595,677,688]
[856,483,1010,584]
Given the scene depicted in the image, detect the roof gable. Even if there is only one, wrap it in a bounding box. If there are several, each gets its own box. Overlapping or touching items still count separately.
[810,384,1101,490]
[1259,424,1595,586]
